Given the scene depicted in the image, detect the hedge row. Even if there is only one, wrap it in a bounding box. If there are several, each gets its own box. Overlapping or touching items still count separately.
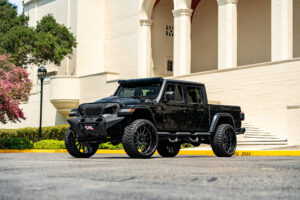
[34,140,65,149]
[0,125,194,149]
[0,138,33,149]
[0,125,69,142]
[0,138,122,150]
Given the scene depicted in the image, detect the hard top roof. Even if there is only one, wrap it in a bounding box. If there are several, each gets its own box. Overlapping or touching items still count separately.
[118,77,204,86]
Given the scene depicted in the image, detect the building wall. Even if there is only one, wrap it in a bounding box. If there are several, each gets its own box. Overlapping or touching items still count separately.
[23,0,70,76]
[294,0,300,58]
[104,0,140,79]
[79,74,119,104]
[37,0,68,23]
[287,106,300,145]
[237,0,271,66]
[76,0,106,76]
[191,0,218,73]
[23,0,108,77]
[1,72,120,129]
[151,0,174,77]
[23,1,35,26]
[176,59,300,142]
[36,0,69,75]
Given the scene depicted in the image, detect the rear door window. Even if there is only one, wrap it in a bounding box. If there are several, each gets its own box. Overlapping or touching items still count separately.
[186,85,203,104]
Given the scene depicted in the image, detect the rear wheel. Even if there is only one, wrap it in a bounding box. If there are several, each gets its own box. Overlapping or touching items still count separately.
[65,129,99,158]
[122,119,158,158]
[211,124,237,157]
[157,141,180,157]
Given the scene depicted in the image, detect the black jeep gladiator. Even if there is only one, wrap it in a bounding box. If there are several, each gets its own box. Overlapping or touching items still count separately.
[65,77,245,158]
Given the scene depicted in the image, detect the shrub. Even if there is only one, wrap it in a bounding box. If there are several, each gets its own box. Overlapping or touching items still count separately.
[34,140,65,149]
[0,137,33,149]
[99,142,123,150]
[0,125,69,142]
[33,140,122,150]
[181,143,194,149]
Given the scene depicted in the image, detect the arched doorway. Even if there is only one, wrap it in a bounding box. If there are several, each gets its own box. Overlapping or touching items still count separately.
[151,0,174,77]
[191,0,218,73]
[237,0,271,66]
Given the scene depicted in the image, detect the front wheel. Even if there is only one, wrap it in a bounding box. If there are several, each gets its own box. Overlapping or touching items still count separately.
[211,124,237,157]
[65,129,99,158]
[157,141,180,157]
[122,119,158,158]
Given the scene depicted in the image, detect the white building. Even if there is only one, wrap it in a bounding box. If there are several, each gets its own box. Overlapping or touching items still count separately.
[3,0,300,145]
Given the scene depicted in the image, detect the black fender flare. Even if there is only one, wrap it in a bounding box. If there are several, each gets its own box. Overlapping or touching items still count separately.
[132,107,157,126]
[209,113,236,133]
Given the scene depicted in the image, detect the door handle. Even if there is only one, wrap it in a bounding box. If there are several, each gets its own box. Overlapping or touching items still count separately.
[179,107,187,111]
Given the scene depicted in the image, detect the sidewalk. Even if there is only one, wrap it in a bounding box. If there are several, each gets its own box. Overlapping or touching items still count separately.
[186,144,300,151]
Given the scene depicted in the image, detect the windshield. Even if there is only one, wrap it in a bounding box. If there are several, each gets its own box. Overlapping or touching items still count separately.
[115,83,162,99]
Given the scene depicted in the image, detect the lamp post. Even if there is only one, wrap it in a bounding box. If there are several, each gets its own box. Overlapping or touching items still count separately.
[38,66,47,141]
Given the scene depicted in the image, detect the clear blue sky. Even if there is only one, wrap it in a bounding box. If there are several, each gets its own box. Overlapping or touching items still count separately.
[8,0,23,15]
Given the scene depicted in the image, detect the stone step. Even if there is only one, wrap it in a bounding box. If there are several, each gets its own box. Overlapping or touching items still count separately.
[243,135,281,139]
[244,133,274,136]
[243,128,262,131]
[238,121,288,146]
[237,141,288,145]
[238,138,287,142]
[245,130,271,134]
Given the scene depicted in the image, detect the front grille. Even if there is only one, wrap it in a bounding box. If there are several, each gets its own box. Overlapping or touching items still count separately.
[79,103,103,116]
[78,103,119,117]
[103,106,118,114]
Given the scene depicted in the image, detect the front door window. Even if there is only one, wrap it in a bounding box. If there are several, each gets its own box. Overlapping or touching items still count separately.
[161,83,186,131]
[165,83,184,103]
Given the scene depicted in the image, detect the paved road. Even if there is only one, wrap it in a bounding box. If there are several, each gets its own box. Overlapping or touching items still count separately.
[0,153,299,200]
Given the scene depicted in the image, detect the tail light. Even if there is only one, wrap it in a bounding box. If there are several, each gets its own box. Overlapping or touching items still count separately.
[240,112,245,120]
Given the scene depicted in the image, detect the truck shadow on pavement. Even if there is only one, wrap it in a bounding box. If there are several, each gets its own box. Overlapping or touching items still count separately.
[67,155,214,159]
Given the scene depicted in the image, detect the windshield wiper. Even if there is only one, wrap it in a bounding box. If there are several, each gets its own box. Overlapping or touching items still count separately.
[129,96,143,99]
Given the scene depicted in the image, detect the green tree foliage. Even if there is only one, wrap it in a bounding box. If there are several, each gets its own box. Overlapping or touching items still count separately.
[0,0,77,68]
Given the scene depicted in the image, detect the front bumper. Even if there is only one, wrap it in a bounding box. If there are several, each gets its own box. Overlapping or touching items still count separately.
[67,115,124,138]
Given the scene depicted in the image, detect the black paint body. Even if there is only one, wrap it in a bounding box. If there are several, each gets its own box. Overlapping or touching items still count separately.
[67,78,245,145]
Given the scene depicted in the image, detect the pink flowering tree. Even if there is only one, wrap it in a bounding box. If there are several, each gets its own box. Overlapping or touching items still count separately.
[0,55,32,124]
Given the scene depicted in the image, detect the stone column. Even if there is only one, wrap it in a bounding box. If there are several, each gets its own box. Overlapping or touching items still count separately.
[271,0,293,61]
[172,8,193,76]
[139,19,153,78]
[217,0,238,69]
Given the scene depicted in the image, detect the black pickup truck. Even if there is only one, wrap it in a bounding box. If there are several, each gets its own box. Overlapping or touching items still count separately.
[65,77,245,158]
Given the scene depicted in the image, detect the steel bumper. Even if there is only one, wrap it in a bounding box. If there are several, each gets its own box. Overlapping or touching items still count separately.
[67,115,124,137]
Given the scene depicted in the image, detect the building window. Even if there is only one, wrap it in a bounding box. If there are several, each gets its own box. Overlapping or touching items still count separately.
[167,59,173,72]
[166,25,174,37]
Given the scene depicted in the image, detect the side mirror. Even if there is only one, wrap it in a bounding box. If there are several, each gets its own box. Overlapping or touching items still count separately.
[165,91,175,101]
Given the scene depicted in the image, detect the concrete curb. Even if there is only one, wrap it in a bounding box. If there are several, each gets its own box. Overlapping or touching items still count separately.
[0,149,300,156]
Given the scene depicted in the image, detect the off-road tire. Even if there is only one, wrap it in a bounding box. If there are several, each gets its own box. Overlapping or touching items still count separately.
[122,119,158,158]
[211,124,237,157]
[65,128,99,158]
[157,141,180,157]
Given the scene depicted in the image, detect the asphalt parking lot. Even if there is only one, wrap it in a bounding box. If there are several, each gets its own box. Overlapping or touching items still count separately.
[0,153,299,200]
